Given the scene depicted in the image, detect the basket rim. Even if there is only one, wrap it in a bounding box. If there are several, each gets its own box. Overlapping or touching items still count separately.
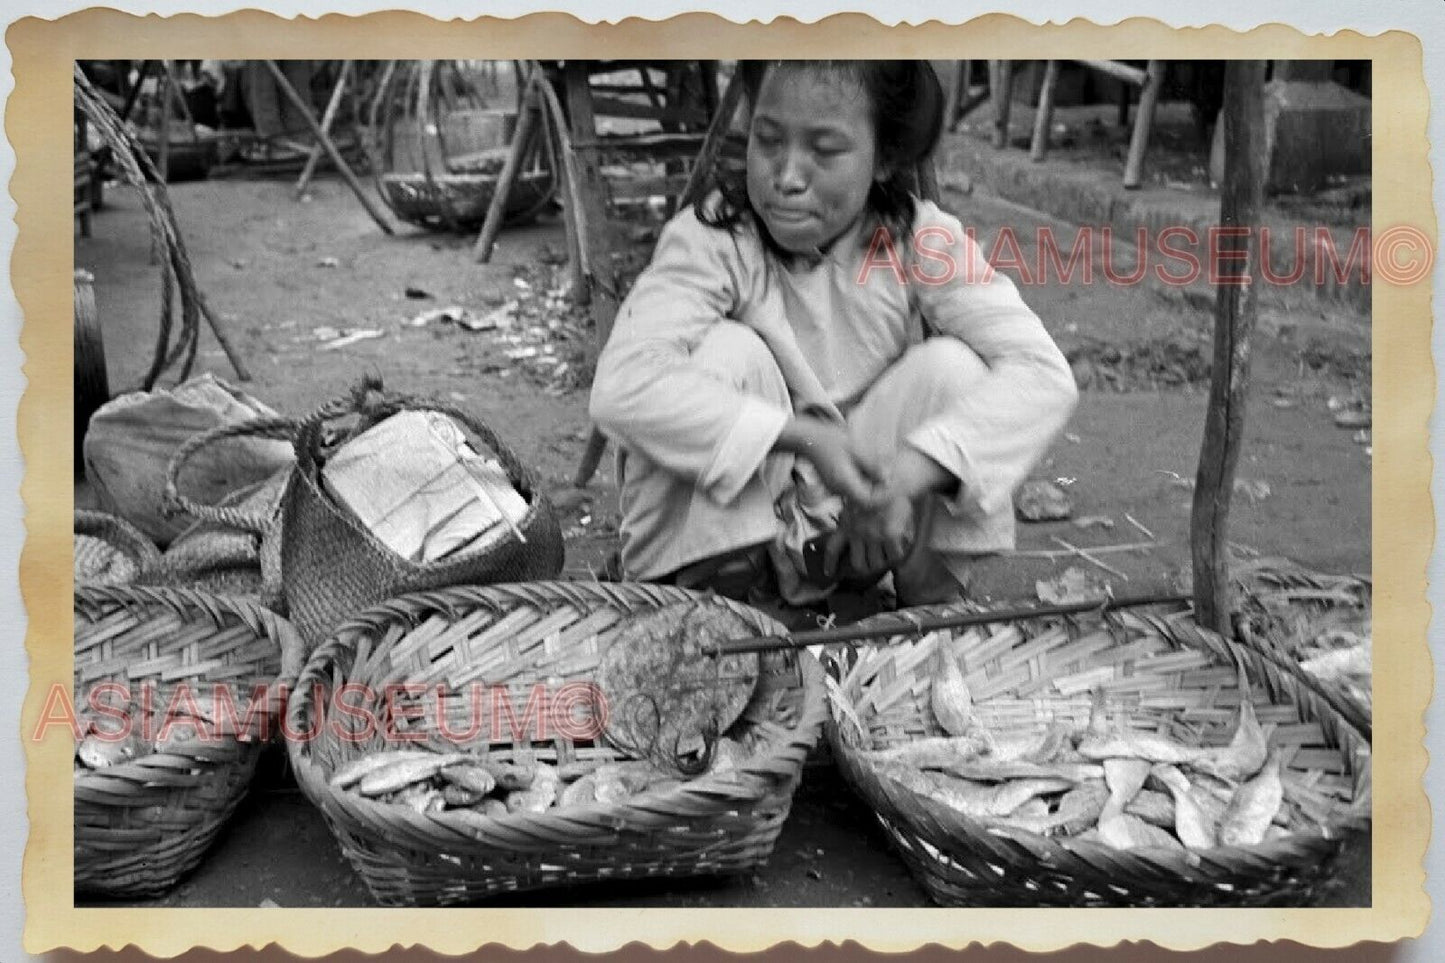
[824,603,1371,873]
[74,584,300,736]
[283,581,829,851]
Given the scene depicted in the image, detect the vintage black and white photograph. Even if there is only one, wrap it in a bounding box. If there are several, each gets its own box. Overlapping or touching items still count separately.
[66,51,1376,915]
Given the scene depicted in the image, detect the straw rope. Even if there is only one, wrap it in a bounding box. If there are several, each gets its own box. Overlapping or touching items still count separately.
[285,581,826,906]
[824,603,1370,908]
[73,586,301,897]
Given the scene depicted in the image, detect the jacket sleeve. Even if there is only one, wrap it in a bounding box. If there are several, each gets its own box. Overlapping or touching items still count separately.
[588,210,791,506]
[904,201,1080,521]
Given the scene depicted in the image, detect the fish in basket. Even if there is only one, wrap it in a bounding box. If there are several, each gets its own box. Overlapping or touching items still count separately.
[283,581,827,906]
[822,603,1371,907]
[73,586,301,898]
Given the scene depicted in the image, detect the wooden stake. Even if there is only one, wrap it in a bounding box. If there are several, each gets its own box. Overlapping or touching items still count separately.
[295,60,353,198]
[677,66,746,211]
[991,60,1015,149]
[1191,60,1268,636]
[1123,60,1166,190]
[1030,60,1061,162]
[263,60,394,235]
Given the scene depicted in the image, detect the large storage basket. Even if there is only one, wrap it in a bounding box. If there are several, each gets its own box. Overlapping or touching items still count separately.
[823,604,1371,907]
[73,586,300,897]
[285,581,827,906]
[277,389,564,647]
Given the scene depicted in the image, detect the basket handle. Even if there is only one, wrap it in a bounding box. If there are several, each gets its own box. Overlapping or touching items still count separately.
[161,415,300,535]
[74,509,164,571]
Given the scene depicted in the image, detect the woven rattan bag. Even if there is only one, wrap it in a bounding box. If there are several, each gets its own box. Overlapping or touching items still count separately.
[278,385,564,647]
[74,510,162,588]
[823,604,1370,908]
[73,586,302,897]
[284,581,827,906]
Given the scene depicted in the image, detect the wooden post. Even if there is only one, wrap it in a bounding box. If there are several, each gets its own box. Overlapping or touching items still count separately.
[263,60,394,235]
[1191,60,1268,636]
[678,66,746,210]
[942,61,966,133]
[1030,60,1061,162]
[295,60,352,198]
[156,61,172,184]
[472,76,544,263]
[1123,60,1167,189]
[991,60,1015,149]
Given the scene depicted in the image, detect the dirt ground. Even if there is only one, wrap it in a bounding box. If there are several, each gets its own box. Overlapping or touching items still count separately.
[72,140,1372,906]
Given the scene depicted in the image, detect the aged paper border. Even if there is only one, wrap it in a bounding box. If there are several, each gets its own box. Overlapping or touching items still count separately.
[13,10,1431,956]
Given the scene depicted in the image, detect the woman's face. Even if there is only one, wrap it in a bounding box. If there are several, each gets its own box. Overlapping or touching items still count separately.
[746,67,882,255]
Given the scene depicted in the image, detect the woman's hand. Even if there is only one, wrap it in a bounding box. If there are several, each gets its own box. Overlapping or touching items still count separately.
[773,416,885,505]
[823,448,957,580]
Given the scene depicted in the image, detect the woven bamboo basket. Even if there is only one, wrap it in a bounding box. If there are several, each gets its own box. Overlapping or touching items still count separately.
[285,581,827,906]
[823,604,1371,907]
[1232,558,1372,737]
[378,169,554,231]
[75,510,162,588]
[276,386,564,648]
[73,586,300,897]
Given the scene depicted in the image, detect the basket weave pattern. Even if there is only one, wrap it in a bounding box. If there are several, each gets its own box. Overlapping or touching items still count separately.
[824,605,1371,907]
[74,510,162,588]
[285,581,827,906]
[73,586,298,897]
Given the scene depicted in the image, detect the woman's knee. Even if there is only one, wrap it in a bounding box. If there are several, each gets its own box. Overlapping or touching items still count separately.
[898,337,989,392]
[693,323,787,398]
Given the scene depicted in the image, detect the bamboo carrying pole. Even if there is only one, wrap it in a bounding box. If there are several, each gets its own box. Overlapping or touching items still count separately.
[1191,60,1268,636]
[472,72,544,263]
[263,60,394,235]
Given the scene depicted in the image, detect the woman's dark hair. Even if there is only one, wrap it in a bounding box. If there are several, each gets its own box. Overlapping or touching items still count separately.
[695,60,945,251]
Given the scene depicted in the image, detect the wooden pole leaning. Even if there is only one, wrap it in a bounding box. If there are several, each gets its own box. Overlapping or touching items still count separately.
[263,60,394,235]
[295,60,353,199]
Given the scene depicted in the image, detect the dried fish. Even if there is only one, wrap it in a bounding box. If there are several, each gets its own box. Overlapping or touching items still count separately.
[483,761,539,792]
[1077,730,1207,766]
[331,749,442,789]
[994,780,1109,836]
[442,783,487,807]
[1193,656,1269,783]
[939,759,1104,784]
[1153,764,1219,850]
[1124,789,1176,828]
[558,772,599,808]
[358,752,468,797]
[929,643,974,737]
[1220,750,1285,847]
[504,764,560,813]
[1102,757,1152,810]
[985,724,1077,763]
[883,765,1072,818]
[77,729,148,769]
[478,797,509,818]
[859,733,993,767]
[440,762,498,796]
[1097,811,1186,852]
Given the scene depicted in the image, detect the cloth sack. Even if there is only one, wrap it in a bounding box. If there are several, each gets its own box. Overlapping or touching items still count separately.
[82,373,294,545]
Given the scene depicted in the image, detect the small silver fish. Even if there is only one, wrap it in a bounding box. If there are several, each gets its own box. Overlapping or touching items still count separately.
[884,766,1072,818]
[940,759,1104,784]
[77,729,148,769]
[358,752,468,796]
[994,779,1109,836]
[860,734,993,766]
[1219,750,1285,847]
[1077,731,1207,766]
[440,762,497,795]
[504,764,559,813]
[442,783,487,807]
[1097,811,1186,852]
[1125,789,1176,828]
[1193,656,1269,782]
[930,644,974,737]
[331,750,442,789]
[1153,764,1220,850]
